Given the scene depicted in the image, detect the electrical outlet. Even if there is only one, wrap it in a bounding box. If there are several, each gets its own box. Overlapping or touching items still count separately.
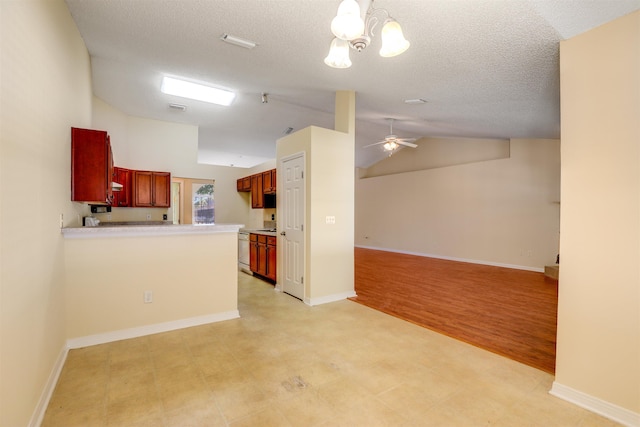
[144,290,153,303]
[146,214,151,220]
[59,213,64,228]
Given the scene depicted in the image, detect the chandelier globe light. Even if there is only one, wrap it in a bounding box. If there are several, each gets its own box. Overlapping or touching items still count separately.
[325,0,410,68]
[324,38,352,68]
[330,0,365,41]
[379,19,410,57]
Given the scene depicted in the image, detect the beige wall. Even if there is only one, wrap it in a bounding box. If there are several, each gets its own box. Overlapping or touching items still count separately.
[0,0,92,425]
[64,232,238,339]
[355,138,561,270]
[361,136,510,178]
[276,92,355,304]
[91,98,249,226]
[555,11,639,415]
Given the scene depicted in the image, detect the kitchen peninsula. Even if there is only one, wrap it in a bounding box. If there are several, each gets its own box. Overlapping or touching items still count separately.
[62,223,243,348]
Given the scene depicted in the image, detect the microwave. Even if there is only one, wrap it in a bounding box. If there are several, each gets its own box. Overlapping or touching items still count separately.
[264,193,276,209]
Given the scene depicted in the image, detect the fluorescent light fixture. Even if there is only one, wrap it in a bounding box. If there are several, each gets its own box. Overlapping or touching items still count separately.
[220,33,257,49]
[404,98,427,105]
[161,76,236,106]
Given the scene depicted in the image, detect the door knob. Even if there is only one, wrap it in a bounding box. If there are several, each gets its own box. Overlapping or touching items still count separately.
[280,231,286,236]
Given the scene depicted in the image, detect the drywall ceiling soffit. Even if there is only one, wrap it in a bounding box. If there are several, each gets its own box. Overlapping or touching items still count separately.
[64,0,640,168]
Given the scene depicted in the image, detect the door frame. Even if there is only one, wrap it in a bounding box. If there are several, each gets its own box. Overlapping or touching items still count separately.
[277,152,305,299]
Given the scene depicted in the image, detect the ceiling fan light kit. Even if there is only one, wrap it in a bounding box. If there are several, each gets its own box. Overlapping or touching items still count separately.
[363,118,418,152]
[326,0,410,68]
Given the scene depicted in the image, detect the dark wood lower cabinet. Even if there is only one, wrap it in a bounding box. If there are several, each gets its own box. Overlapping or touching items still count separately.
[249,234,259,273]
[249,233,276,282]
[266,236,276,281]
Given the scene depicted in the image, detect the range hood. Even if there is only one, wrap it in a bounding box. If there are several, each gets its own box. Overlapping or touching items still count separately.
[112,181,123,192]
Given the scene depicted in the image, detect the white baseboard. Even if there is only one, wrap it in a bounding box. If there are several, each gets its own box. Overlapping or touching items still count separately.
[550,381,640,427]
[355,245,544,273]
[29,344,68,427]
[67,310,240,349]
[306,291,357,306]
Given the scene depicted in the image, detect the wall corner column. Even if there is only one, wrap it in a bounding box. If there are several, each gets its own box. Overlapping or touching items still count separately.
[334,90,356,137]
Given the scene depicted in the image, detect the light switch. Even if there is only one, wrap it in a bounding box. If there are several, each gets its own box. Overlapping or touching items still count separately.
[325,216,336,224]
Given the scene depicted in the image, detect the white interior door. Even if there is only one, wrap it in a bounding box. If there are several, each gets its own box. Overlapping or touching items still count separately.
[282,154,305,300]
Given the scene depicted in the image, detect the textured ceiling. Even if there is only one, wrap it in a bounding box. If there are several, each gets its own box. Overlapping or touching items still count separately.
[64,0,639,168]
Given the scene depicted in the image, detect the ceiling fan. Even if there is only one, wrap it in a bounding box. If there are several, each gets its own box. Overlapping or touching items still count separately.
[363,118,418,151]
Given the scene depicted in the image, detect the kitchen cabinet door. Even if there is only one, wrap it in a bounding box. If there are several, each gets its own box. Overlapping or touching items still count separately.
[266,236,277,281]
[256,234,268,276]
[237,177,251,192]
[263,169,276,194]
[71,127,113,204]
[152,172,171,207]
[112,167,131,207]
[251,173,264,208]
[133,171,171,207]
[249,234,259,273]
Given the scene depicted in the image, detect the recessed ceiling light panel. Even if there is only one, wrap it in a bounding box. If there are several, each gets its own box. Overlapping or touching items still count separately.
[404,98,427,105]
[161,76,236,106]
[220,33,257,49]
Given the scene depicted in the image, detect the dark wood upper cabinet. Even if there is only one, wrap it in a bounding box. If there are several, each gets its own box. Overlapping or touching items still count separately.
[71,127,113,204]
[263,169,276,194]
[237,176,251,192]
[112,167,131,207]
[251,173,264,208]
[133,171,170,207]
[238,169,276,208]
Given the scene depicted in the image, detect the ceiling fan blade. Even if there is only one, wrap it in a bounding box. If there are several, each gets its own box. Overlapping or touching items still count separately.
[362,140,387,148]
[397,140,418,148]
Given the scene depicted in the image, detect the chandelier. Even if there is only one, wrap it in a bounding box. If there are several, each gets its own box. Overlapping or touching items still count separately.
[325,0,410,68]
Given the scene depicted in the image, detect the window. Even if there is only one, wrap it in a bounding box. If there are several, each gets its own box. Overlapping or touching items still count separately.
[192,182,214,224]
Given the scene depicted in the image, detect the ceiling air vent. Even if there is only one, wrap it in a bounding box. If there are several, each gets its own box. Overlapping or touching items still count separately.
[168,103,187,111]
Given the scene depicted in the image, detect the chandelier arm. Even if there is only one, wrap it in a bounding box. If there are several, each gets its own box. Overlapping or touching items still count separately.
[364,7,390,38]
[350,1,392,52]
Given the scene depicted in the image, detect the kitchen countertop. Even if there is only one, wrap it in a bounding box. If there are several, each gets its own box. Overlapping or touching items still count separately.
[240,228,278,237]
[62,223,244,239]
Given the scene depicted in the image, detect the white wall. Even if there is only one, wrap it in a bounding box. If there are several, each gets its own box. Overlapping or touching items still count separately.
[0,0,92,424]
[91,97,249,226]
[554,11,639,420]
[355,138,561,270]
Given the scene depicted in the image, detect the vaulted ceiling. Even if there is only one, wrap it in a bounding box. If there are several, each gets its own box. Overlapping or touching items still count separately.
[65,0,639,168]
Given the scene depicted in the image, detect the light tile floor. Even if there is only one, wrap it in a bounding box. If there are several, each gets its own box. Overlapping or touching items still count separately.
[43,273,621,426]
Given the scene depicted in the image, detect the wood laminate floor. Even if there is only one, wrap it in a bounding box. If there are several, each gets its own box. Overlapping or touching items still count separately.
[352,248,558,374]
